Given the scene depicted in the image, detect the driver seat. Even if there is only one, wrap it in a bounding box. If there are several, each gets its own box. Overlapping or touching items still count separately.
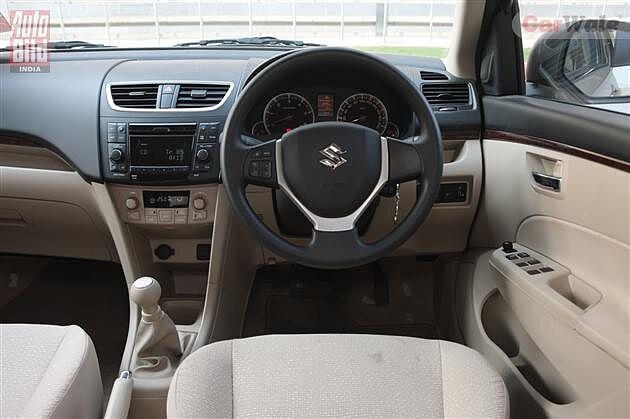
[167,334,508,418]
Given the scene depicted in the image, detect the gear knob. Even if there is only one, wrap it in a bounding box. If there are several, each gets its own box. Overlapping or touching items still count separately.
[130,276,161,315]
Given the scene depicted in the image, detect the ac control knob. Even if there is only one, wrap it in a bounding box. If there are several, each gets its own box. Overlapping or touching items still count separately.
[196,148,210,163]
[125,197,139,210]
[109,148,124,163]
[193,197,206,210]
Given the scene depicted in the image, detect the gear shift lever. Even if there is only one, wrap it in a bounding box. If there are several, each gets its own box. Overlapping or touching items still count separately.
[130,276,163,317]
[130,277,182,377]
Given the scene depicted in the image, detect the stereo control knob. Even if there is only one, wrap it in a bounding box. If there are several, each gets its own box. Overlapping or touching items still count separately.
[125,197,139,210]
[109,148,124,163]
[196,148,210,163]
[193,197,206,210]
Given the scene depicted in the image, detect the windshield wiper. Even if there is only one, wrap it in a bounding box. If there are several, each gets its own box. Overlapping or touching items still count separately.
[0,40,115,52]
[175,36,323,48]
[47,40,115,50]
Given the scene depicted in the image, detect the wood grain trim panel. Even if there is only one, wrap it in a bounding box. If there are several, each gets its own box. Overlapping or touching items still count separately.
[0,135,43,148]
[442,128,481,142]
[485,129,630,173]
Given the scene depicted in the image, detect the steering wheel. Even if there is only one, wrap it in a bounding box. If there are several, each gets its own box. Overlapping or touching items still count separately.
[221,48,443,269]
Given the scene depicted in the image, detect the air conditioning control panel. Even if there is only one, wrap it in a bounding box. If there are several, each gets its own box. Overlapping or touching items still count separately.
[100,119,222,185]
[110,185,216,226]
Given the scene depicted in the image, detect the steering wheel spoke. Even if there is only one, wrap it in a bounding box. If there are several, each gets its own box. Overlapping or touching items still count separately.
[386,136,423,184]
[308,227,364,255]
[243,138,278,188]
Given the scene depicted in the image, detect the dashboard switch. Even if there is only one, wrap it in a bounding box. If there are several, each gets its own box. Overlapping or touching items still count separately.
[125,197,139,210]
[436,182,467,203]
[109,148,124,163]
[193,197,206,210]
[196,148,210,162]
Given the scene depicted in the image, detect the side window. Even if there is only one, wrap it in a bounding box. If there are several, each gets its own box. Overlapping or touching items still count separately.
[521,10,630,114]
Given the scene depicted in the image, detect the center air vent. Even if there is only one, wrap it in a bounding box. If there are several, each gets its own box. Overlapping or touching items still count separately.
[176,83,232,109]
[421,83,471,108]
[109,84,159,109]
[107,81,233,111]
[420,71,448,81]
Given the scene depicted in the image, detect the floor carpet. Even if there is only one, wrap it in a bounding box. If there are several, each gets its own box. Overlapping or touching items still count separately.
[242,257,439,339]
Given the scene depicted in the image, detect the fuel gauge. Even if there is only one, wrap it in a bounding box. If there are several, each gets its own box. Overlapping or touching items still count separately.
[384,122,400,138]
[251,121,269,137]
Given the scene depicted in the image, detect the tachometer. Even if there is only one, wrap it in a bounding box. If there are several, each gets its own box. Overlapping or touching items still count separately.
[263,93,315,135]
[337,93,388,134]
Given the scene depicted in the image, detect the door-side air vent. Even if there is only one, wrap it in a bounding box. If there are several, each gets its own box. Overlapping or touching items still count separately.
[176,83,232,109]
[421,83,471,109]
[109,84,159,109]
[420,71,448,81]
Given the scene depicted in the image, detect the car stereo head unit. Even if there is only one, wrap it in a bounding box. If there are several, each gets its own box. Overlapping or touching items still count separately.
[101,121,221,184]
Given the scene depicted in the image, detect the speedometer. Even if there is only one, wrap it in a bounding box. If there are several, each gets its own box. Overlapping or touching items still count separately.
[337,93,388,134]
[263,93,315,136]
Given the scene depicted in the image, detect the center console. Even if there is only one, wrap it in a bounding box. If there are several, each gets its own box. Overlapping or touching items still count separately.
[100,120,221,184]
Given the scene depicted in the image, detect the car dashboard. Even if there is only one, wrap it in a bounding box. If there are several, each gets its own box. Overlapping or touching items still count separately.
[0,46,483,264]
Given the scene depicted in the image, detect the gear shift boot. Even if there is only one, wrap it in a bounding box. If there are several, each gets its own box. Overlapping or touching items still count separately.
[130,277,182,377]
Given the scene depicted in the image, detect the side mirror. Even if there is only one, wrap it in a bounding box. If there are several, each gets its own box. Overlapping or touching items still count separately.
[527,19,630,101]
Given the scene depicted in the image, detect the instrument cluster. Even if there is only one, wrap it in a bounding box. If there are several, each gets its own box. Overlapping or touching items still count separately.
[247,87,410,141]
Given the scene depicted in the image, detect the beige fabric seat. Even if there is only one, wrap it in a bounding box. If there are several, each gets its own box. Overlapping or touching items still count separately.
[167,334,508,418]
[0,324,103,418]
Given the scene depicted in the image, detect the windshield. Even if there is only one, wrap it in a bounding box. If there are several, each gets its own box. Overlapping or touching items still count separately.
[0,0,455,56]
[0,0,627,59]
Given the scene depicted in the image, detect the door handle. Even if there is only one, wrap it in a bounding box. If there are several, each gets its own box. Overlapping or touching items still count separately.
[532,171,561,191]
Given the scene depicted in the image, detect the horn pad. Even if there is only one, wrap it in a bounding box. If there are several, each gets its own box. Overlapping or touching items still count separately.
[280,122,382,218]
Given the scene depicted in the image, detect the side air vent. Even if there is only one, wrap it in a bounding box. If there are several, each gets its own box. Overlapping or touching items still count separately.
[109,84,159,109]
[176,83,232,109]
[420,71,448,81]
[421,83,471,108]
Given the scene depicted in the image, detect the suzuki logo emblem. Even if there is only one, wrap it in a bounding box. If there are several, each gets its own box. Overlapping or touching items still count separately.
[318,143,347,171]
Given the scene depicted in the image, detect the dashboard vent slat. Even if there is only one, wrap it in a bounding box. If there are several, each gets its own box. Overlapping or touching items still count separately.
[420,71,448,81]
[176,83,231,109]
[110,84,159,109]
[421,83,471,106]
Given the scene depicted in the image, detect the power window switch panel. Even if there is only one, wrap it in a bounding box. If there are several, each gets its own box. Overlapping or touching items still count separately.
[527,269,541,275]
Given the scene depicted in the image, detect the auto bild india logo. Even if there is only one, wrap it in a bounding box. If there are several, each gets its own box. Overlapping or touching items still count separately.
[8,10,51,73]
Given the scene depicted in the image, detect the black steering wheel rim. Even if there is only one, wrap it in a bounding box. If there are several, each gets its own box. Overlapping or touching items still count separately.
[221,47,443,269]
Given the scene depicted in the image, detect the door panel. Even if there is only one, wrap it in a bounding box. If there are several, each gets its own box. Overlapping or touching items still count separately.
[465,97,629,418]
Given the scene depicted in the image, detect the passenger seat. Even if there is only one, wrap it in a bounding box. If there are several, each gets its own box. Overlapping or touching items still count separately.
[0,324,102,418]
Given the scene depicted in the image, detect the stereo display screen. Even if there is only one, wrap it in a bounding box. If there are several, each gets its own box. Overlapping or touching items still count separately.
[131,140,191,166]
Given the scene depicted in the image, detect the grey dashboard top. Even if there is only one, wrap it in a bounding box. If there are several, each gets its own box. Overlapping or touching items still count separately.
[0,48,474,181]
